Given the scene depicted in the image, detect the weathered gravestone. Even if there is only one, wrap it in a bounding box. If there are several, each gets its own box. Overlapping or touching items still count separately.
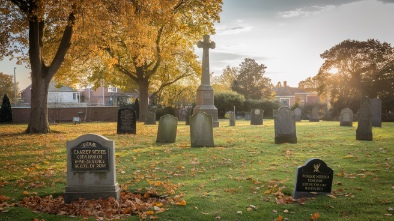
[156,114,178,143]
[250,109,263,125]
[64,134,120,203]
[371,98,382,127]
[356,97,373,141]
[309,106,320,122]
[294,108,302,121]
[274,106,297,144]
[185,108,192,125]
[73,117,81,125]
[117,108,136,134]
[340,108,353,127]
[293,158,333,199]
[229,111,236,126]
[144,111,156,125]
[190,112,214,147]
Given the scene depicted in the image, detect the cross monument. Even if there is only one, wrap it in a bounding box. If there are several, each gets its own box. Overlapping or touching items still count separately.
[193,35,219,127]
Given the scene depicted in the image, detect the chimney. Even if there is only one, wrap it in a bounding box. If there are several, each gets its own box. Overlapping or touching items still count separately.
[283,81,287,87]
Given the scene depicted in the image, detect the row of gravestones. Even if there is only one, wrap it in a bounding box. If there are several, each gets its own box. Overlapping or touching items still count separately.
[64,133,334,202]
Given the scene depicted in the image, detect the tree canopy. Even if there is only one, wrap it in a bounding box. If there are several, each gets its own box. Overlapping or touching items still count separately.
[0,72,17,103]
[315,39,394,116]
[231,58,272,100]
[0,0,222,132]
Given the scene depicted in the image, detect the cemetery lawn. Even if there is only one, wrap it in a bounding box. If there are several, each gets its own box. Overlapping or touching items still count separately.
[0,120,393,221]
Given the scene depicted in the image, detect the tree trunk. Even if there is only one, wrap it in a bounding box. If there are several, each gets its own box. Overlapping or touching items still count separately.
[26,76,51,133]
[138,78,149,122]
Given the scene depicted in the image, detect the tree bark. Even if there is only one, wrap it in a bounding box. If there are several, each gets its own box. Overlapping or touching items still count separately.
[137,75,149,123]
[25,11,74,133]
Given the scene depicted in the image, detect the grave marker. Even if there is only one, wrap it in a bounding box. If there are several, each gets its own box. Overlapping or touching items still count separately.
[117,108,136,134]
[340,108,353,127]
[156,114,178,143]
[309,106,320,122]
[229,111,236,126]
[294,108,302,121]
[144,111,156,125]
[274,106,297,144]
[250,109,263,125]
[64,134,120,203]
[190,112,214,147]
[356,97,373,141]
[293,158,333,199]
[371,98,382,127]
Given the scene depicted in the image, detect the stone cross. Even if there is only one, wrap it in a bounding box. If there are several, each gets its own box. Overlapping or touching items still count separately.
[197,35,215,86]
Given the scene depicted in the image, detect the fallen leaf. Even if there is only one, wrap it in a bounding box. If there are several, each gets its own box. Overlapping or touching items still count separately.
[275,215,283,221]
[311,212,320,220]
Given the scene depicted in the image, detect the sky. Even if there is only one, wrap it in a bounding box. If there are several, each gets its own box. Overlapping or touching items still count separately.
[1,0,394,91]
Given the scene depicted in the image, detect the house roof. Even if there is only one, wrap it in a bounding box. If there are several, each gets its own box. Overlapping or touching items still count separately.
[21,82,76,93]
[272,87,308,97]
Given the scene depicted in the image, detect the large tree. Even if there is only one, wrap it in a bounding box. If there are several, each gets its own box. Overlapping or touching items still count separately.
[231,58,272,100]
[317,39,394,115]
[65,0,222,122]
[212,65,238,92]
[0,0,100,133]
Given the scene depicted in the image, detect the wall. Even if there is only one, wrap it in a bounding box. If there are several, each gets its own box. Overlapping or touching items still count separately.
[12,107,119,124]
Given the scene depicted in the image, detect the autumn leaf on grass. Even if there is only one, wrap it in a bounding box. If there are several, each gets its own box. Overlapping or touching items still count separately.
[275,215,283,221]
[311,212,320,220]
[176,200,186,206]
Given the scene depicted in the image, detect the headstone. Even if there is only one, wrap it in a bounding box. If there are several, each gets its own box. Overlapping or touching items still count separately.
[144,111,156,125]
[156,114,178,143]
[178,108,187,121]
[193,35,219,127]
[356,97,373,141]
[250,109,263,125]
[293,158,333,199]
[274,106,297,144]
[190,112,214,147]
[294,108,302,121]
[229,111,236,126]
[244,113,251,120]
[117,108,136,134]
[371,98,382,127]
[73,117,81,124]
[309,106,320,122]
[340,108,353,127]
[185,108,192,125]
[64,134,120,203]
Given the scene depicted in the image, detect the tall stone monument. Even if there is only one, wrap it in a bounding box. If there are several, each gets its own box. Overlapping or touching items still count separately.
[193,35,219,127]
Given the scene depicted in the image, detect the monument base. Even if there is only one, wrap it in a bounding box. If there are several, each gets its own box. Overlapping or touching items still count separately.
[275,134,297,144]
[356,131,373,141]
[64,184,120,203]
[193,106,219,127]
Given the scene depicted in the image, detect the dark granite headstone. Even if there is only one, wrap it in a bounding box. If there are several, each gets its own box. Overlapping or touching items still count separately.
[65,134,120,203]
[156,114,178,143]
[185,108,192,125]
[274,106,297,144]
[340,108,353,127]
[371,98,382,127]
[293,158,333,199]
[250,109,263,125]
[178,108,187,121]
[356,98,373,141]
[117,108,136,134]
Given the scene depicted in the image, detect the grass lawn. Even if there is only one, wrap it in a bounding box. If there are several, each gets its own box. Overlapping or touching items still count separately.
[0,119,393,221]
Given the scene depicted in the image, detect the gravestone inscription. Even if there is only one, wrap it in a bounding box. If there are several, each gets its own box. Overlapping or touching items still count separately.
[293,158,333,199]
[156,114,178,143]
[340,108,353,127]
[371,98,382,127]
[64,134,120,203]
[274,106,297,144]
[250,109,263,125]
[356,97,373,141]
[117,108,136,134]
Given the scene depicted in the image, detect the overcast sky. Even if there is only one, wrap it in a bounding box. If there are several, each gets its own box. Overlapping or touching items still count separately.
[2,0,394,90]
[196,0,394,87]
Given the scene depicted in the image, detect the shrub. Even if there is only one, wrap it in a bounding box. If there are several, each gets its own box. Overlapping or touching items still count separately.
[0,94,13,123]
[214,91,245,118]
